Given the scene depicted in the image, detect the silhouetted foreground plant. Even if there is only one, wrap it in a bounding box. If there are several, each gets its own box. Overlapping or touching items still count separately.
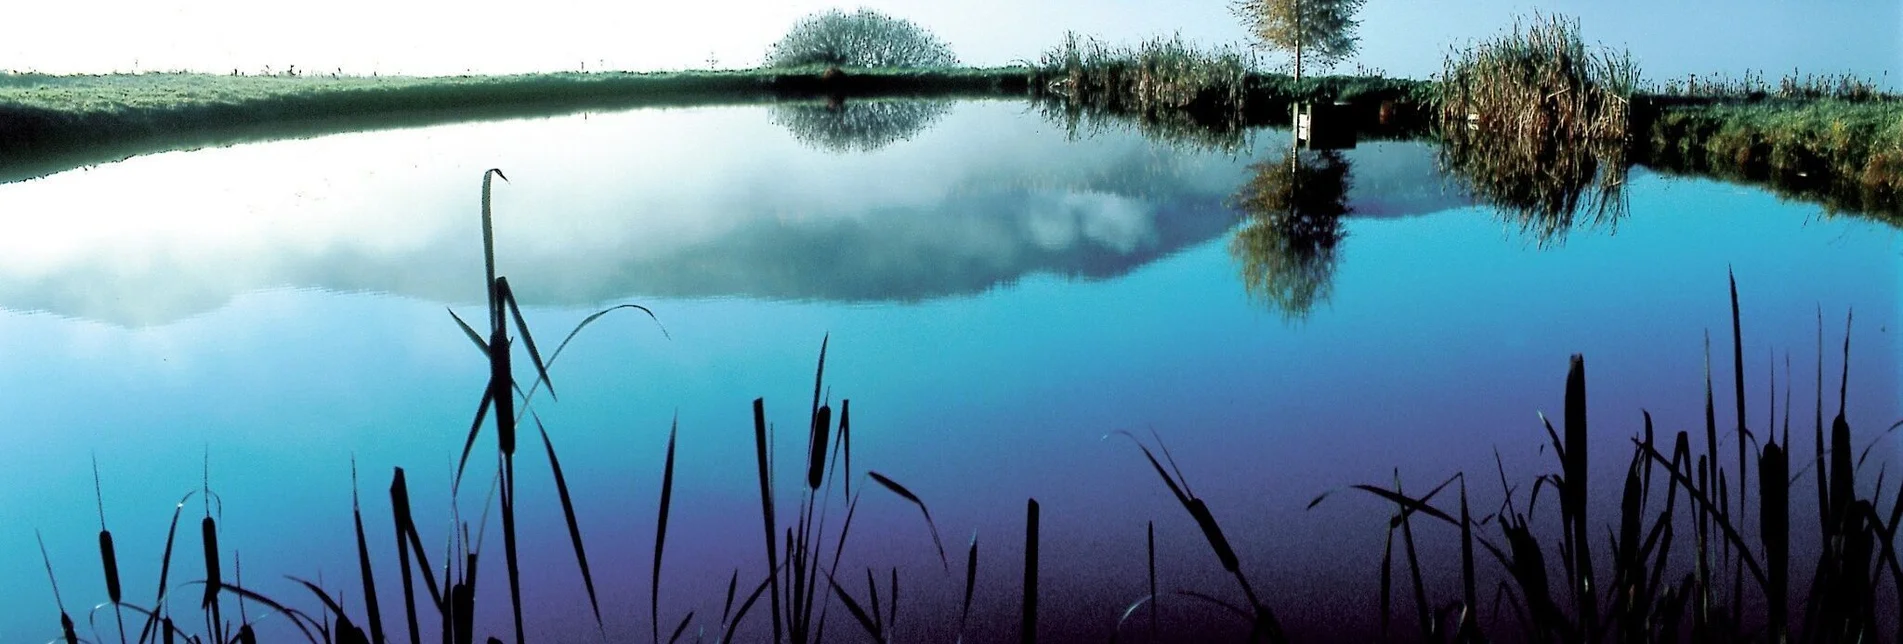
[30,174,1903,644]
[1305,271,1903,642]
[33,171,964,644]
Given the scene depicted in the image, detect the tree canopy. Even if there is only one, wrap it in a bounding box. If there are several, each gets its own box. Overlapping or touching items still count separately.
[765,9,958,69]
[1231,0,1366,80]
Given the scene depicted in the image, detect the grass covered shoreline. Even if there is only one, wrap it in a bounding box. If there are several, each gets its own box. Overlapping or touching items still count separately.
[0,65,1898,225]
[0,67,1030,183]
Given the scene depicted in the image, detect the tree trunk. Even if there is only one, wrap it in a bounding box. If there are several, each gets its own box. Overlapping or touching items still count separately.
[1293,0,1304,83]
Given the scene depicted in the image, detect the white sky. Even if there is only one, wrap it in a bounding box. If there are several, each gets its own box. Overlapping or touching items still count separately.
[3,0,1899,84]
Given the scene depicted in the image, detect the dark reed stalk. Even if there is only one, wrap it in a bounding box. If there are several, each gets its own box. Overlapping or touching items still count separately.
[38,530,80,644]
[751,397,784,644]
[723,571,738,630]
[1393,471,1432,641]
[1379,516,1395,641]
[203,514,224,643]
[653,418,679,644]
[1729,270,1749,534]
[497,456,524,644]
[865,568,883,637]
[1022,498,1039,644]
[1612,438,1645,640]
[93,455,128,644]
[1815,308,1830,539]
[842,401,852,502]
[807,334,830,489]
[958,532,978,644]
[136,492,194,644]
[233,551,255,643]
[1458,475,1477,637]
[1760,436,1789,641]
[389,468,425,644]
[351,459,388,644]
[1561,354,1598,635]
[1148,522,1157,643]
[1698,336,1717,628]
[449,552,478,644]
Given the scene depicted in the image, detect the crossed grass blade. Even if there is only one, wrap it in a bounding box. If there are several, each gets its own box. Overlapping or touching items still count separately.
[721,573,776,644]
[135,492,197,644]
[211,581,324,644]
[524,413,603,632]
[864,471,950,570]
[1393,472,1433,641]
[288,576,361,641]
[388,468,439,644]
[664,611,694,644]
[822,567,881,643]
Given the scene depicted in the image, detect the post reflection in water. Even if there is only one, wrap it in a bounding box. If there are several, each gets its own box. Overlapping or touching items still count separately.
[1228,148,1352,319]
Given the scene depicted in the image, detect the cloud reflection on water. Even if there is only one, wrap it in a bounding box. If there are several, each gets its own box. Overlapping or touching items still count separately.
[0,103,1468,326]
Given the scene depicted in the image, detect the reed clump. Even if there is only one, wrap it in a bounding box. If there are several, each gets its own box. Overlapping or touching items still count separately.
[1438,12,1639,147]
[1032,33,1257,152]
[1436,13,1637,246]
[1308,273,1903,642]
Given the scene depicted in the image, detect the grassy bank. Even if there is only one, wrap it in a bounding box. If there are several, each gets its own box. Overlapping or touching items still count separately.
[0,67,1030,183]
[1637,97,1903,222]
[1027,33,1433,151]
[2,61,1898,224]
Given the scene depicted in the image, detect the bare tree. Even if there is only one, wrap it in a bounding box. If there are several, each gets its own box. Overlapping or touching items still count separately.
[766,9,958,69]
[1231,0,1366,81]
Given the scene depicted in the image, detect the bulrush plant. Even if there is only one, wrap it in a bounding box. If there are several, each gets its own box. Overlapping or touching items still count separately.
[1306,271,1903,643]
[737,334,961,644]
[1114,430,1289,642]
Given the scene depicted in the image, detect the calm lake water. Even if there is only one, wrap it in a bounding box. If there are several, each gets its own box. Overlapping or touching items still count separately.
[1,101,1899,642]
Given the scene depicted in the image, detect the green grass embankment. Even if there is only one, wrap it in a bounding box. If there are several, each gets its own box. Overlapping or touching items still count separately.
[0,67,1031,183]
[1636,97,1903,220]
[3,64,1898,225]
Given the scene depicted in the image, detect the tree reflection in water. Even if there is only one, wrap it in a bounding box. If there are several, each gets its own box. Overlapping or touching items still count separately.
[771,97,953,153]
[1229,148,1351,319]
